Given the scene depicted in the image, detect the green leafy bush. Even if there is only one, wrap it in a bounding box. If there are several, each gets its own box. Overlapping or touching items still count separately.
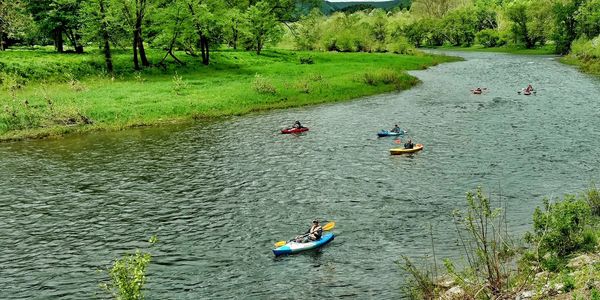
[103,236,157,300]
[388,36,416,54]
[527,195,593,257]
[561,272,575,292]
[476,29,501,48]
[361,70,418,90]
[299,56,314,64]
[584,184,600,216]
[252,74,277,94]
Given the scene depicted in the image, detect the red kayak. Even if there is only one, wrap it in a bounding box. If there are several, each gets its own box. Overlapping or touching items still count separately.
[281,127,309,134]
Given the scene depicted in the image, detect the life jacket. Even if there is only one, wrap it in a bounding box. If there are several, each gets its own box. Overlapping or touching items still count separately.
[310,225,323,239]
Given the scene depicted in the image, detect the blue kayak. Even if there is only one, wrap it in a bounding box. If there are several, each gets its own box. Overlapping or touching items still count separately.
[272,233,335,256]
[377,130,405,137]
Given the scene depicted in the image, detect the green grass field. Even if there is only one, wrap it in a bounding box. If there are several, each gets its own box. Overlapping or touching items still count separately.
[0,49,460,141]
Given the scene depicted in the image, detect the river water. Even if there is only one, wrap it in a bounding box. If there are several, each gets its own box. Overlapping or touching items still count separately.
[1,52,599,299]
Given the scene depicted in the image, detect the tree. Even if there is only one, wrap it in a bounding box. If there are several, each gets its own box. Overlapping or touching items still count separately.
[442,7,478,46]
[0,0,31,50]
[576,0,600,39]
[185,0,224,65]
[505,0,533,48]
[293,8,323,50]
[410,0,459,19]
[81,0,116,72]
[223,7,245,50]
[368,9,388,51]
[149,0,187,65]
[244,1,283,54]
[24,0,86,53]
[114,0,152,69]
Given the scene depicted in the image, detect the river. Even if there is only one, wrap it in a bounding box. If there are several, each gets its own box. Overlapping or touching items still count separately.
[1,51,599,299]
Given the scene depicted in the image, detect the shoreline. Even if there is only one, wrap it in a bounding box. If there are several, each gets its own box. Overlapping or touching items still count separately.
[0,50,462,142]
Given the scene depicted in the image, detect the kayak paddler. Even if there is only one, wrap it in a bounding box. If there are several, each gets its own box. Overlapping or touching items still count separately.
[391,124,401,133]
[292,120,304,129]
[404,139,414,149]
[295,219,323,243]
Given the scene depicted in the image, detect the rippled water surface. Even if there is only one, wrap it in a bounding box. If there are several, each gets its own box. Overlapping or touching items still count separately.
[1,52,599,299]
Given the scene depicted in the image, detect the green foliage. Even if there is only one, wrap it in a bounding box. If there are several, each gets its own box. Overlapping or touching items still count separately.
[299,56,314,64]
[399,255,437,300]
[449,187,514,297]
[442,7,478,46]
[360,69,418,90]
[476,29,502,48]
[561,272,576,292]
[294,8,324,51]
[584,184,600,216]
[104,236,157,300]
[0,49,458,140]
[252,74,277,94]
[244,1,283,55]
[387,36,415,54]
[527,195,593,258]
[576,0,600,39]
[106,251,151,300]
[171,72,188,95]
[592,287,600,300]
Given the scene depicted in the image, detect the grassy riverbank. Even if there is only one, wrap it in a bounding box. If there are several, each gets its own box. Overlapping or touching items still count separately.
[0,49,460,141]
[561,37,600,76]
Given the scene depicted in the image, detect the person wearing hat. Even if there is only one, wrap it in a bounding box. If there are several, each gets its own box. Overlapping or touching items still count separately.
[295,219,323,243]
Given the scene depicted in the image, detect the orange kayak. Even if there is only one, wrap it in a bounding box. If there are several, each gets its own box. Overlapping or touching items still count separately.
[390,144,424,155]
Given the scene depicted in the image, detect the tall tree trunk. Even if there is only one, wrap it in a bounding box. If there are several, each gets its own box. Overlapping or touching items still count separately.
[0,32,5,51]
[256,34,263,55]
[200,35,209,65]
[99,0,113,73]
[75,33,84,53]
[187,3,210,65]
[132,32,140,70]
[231,27,238,50]
[136,0,149,67]
[54,28,64,53]
[138,36,149,67]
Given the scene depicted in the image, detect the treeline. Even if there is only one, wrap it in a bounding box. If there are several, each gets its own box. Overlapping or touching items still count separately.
[0,0,320,71]
[290,0,600,55]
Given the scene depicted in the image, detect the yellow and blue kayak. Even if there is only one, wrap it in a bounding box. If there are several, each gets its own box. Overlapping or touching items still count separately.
[272,233,335,256]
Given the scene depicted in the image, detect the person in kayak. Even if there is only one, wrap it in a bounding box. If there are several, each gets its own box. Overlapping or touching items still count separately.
[404,139,414,149]
[391,124,401,133]
[525,84,533,92]
[292,121,304,129]
[295,219,323,243]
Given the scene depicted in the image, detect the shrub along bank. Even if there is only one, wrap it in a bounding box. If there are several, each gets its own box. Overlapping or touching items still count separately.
[402,185,600,300]
[0,49,460,141]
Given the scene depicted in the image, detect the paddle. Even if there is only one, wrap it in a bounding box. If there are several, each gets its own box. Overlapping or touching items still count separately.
[274,221,336,247]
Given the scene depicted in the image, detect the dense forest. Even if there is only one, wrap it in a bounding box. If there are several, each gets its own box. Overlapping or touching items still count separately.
[1,0,599,73]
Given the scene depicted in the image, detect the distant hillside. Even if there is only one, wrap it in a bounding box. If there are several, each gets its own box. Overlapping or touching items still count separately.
[321,0,411,13]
